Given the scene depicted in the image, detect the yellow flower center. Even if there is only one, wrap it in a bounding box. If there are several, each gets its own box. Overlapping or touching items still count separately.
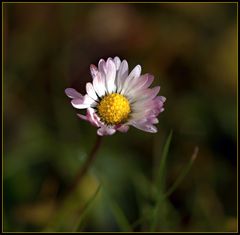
[98,93,131,125]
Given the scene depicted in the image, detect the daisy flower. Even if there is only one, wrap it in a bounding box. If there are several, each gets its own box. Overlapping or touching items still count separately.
[65,57,166,136]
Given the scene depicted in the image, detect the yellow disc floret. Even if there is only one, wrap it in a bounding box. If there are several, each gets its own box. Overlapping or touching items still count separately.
[98,93,131,125]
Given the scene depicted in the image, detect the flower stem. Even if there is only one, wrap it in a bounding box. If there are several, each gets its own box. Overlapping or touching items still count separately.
[62,135,102,200]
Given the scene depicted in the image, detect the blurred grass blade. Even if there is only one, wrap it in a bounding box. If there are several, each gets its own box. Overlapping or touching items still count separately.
[74,185,101,231]
[164,146,199,198]
[110,200,132,232]
[150,135,199,232]
[150,131,173,231]
[104,191,132,232]
[131,210,152,230]
[156,130,173,192]
[150,146,198,231]
[150,193,166,231]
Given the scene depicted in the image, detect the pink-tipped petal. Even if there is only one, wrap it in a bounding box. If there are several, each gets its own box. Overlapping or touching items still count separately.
[142,74,154,89]
[159,96,166,103]
[65,88,83,99]
[77,108,101,127]
[117,125,130,133]
[150,86,161,99]
[131,121,158,133]
[97,126,116,136]
[71,99,89,109]
[148,117,159,124]
[86,108,101,127]
[135,86,160,102]
[90,64,98,78]
[77,113,88,121]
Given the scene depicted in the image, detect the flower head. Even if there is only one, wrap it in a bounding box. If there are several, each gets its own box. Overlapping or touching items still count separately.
[65,57,166,136]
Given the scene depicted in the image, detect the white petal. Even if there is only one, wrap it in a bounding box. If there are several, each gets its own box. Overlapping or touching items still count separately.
[117,60,129,93]
[98,59,107,75]
[114,57,121,70]
[93,73,106,98]
[84,94,98,107]
[129,64,142,78]
[121,65,141,95]
[86,82,98,101]
[130,86,160,103]
[131,100,152,112]
[124,74,148,97]
[131,96,163,119]
[71,95,96,109]
[130,110,147,121]
[105,58,116,93]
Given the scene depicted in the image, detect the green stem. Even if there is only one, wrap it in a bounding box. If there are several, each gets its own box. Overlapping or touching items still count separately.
[70,135,102,193]
[62,135,102,200]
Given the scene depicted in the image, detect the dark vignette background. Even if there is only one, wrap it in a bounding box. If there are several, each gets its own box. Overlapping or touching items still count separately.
[3,3,237,232]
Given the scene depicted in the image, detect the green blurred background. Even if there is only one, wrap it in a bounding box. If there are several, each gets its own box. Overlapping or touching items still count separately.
[3,3,237,232]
